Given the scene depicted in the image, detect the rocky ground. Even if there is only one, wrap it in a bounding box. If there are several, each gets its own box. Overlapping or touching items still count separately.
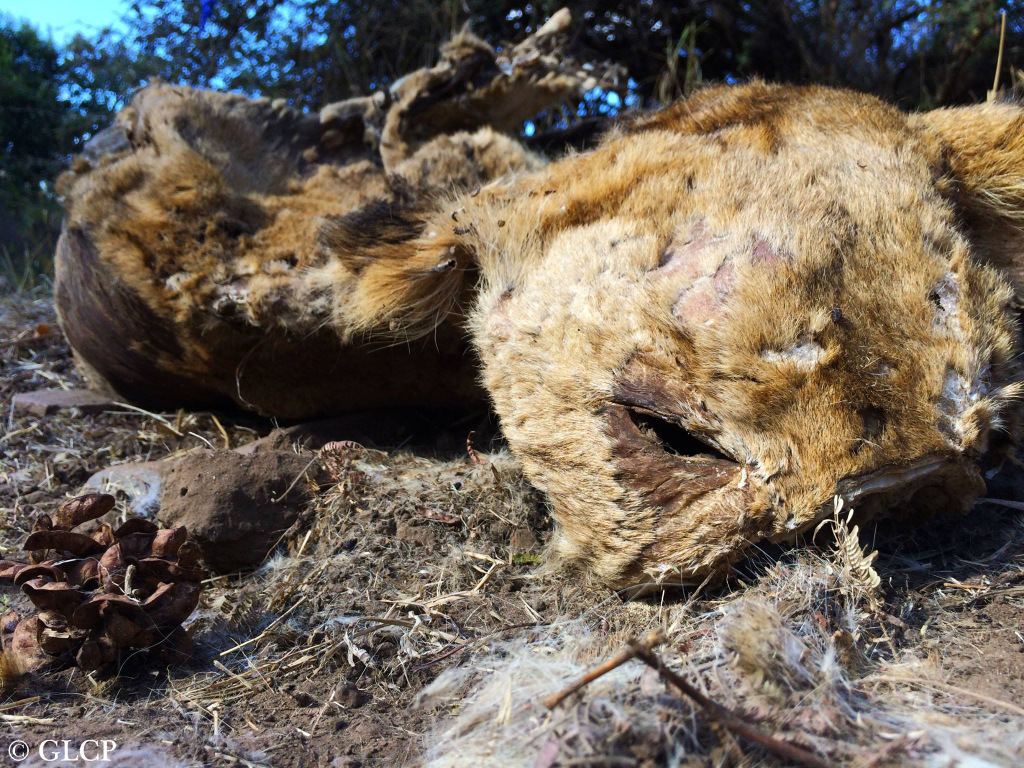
[2,293,1024,768]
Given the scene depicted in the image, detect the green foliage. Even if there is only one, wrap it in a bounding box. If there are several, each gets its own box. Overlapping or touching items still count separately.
[53,1,1024,114]
[0,18,66,265]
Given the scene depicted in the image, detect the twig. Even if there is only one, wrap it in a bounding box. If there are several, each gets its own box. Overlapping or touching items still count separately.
[466,431,486,466]
[219,596,308,656]
[989,10,1008,101]
[543,630,829,767]
[210,413,231,449]
[112,402,185,436]
[542,629,665,709]
[271,456,320,502]
[860,674,1024,717]
[978,497,1024,512]
[0,696,40,713]
[942,581,986,591]
[634,633,829,768]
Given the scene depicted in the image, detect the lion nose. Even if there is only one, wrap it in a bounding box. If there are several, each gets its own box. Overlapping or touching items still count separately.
[835,454,984,518]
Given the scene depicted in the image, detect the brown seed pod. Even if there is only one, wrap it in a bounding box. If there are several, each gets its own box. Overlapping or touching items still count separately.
[150,527,187,557]
[9,618,53,673]
[2,506,205,674]
[53,493,115,530]
[142,582,202,628]
[72,594,146,631]
[63,558,101,590]
[23,530,106,558]
[90,523,116,548]
[21,579,87,615]
[0,561,28,581]
[12,563,66,587]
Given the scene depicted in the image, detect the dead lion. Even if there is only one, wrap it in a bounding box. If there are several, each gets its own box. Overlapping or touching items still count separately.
[54,31,1024,588]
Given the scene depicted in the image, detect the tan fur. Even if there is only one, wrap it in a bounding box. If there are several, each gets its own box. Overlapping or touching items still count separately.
[56,80,1024,588]
[399,82,1024,586]
[54,83,539,416]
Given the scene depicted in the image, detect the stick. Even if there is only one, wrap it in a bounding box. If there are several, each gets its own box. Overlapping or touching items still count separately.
[466,431,486,466]
[861,674,1024,718]
[210,413,231,449]
[628,638,831,768]
[542,629,665,709]
[989,11,1008,101]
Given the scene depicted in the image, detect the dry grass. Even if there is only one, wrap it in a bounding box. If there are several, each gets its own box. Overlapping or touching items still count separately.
[2,291,1024,766]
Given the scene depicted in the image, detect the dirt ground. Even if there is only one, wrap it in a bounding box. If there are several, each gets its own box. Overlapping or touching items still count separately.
[2,293,1024,768]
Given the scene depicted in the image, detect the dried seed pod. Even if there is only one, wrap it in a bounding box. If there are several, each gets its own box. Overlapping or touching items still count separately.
[0,561,27,580]
[151,527,187,557]
[39,626,86,655]
[176,541,201,567]
[23,530,106,558]
[53,493,115,530]
[90,523,116,548]
[75,639,103,671]
[37,610,69,631]
[27,515,54,564]
[0,505,205,674]
[142,582,202,627]
[21,579,87,615]
[9,618,53,673]
[12,563,65,587]
[63,558,101,590]
[72,594,145,631]
[104,612,152,648]
[135,557,206,585]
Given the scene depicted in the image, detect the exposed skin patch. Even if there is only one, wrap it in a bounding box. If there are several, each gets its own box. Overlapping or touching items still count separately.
[674,274,728,325]
[653,220,726,279]
[931,272,963,339]
[761,337,825,368]
[751,237,793,266]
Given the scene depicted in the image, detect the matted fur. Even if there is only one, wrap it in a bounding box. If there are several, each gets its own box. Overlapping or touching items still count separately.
[56,79,1024,587]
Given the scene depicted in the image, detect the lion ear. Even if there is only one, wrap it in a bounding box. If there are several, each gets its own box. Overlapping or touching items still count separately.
[915,101,1024,222]
[912,101,1024,289]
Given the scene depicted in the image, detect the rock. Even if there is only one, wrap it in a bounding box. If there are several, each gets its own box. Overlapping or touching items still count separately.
[12,389,116,418]
[81,461,170,532]
[156,450,318,573]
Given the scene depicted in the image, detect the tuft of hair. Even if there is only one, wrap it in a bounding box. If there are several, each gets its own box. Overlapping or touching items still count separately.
[914,101,1024,225]
[0,647,23,698]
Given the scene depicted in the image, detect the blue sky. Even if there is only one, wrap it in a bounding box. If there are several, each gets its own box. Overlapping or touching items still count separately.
[0,0,126,43]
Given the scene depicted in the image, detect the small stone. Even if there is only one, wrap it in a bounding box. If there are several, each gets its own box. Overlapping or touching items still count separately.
[157,449,322,572]
[12,389,116,418]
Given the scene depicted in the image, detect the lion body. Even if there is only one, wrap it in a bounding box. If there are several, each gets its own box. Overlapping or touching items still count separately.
[55,78,1024,587]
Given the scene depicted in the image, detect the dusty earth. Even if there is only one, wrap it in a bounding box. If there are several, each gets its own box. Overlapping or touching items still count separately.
[2,293,1024,767]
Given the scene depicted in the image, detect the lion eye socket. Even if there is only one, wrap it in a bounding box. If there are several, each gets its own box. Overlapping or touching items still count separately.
[626,408,733,463]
